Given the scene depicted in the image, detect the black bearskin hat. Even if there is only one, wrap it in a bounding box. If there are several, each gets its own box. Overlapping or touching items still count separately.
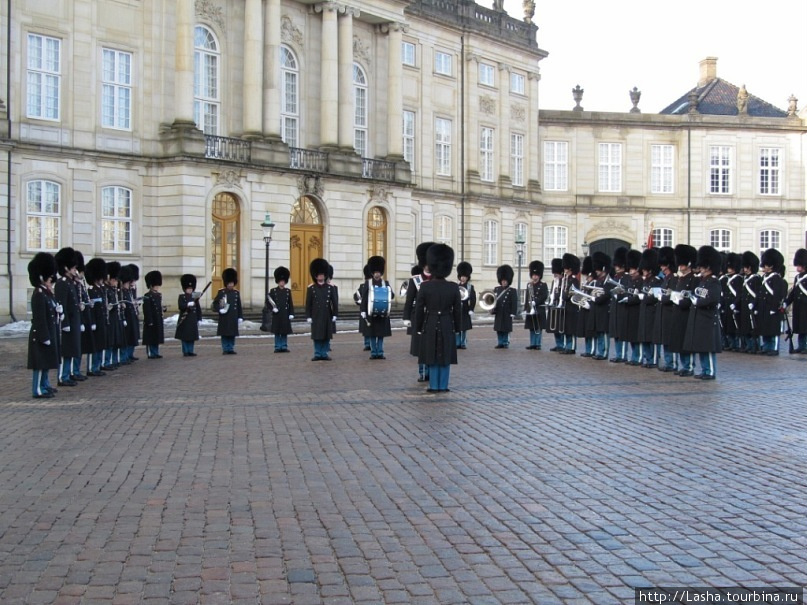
[367,255,385,275]
[612,246,628,270]
[696,245,723,275]
[719,251,728,275]
[591,251,611,274]
[528,261,544,279]
[760,248,784,272]
[457,261,473,279]
[726,252,743,274]
[410,264,420,276]
[794,249,807,268]
[674,244,697,268]
[640,248,659,274]
[222,267,238,285]
[274,266,290,284]
[181,274,197,290]
[551,258,563,275]
[75,251,86,273]
[54,247,77,275]
[107,261,121,281]
[118,264,137,284]
[85,258,107,284]
[581,255,593,277]
[416,241,436,270]
[657,246,675,268]
[28,252,57,288]
[496,264,515,285]
[562,253,581,274]
[125,263,140,282]
[625,249,642,271]
[145,270,163,288]
[742,251,760,273]
[327,263,334,280]
[309,258,329,281]
[426,243,454,279]
[363,264,372,279]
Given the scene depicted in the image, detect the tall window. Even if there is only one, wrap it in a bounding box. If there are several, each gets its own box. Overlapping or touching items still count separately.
[26,180,61,251]
[366,207,387,259]
[479,63,494,86]
[511,133,524,187]
[101,186,132,253]
[194,26,220,134]
[598,143,622,192]
[436,216,452,247]
[515,222,528,267]
[759,148,781,195]
[27,34,61,120]
[353,63,368,157]
[544,141,568,191]
[650,144,674,193]
[709,229,732,252]
[709,146,732,194]
[435,118,452,176]
[484,220,498,265]
[435,51,452,76]
[543,226,567,262]
[401,41,416,67]
[510,72,525,95]
[759,230,781,252]
[403,110,415,169]
[280,46,299,148]
[651,228,673,248]
[480,127,494,182]
[101,49,132,130]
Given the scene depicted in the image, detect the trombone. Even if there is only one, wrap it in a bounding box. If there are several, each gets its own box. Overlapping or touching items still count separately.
[547,275,567,333]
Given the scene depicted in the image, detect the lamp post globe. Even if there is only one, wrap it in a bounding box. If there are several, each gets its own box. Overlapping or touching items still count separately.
[260,213,276,302]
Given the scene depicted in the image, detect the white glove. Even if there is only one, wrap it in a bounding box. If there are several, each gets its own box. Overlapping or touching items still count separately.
[55,304,63,314]
[43,340,51,346]
[187,301,195,307]
[360,312,367,319]
[62,325,71,332]
[238,318,243,323]
[91,324,96,331]
[289,315,294,320]
[729,304,736,311]
[332,316,337,322]
[748,303,754,310]
[80,324,85,332]
[468,311,474,317]
[219,309,227,315]
[638,293,645,301]
[307,318,312,324]
[510,314,515,319]
[403,320,411,328]
[123,320,128,327]
[272,308,279,313]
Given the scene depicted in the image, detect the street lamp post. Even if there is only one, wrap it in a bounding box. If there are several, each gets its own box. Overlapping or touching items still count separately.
[515,233,526,310]
[261,213,276,305]
[582,240,590,257]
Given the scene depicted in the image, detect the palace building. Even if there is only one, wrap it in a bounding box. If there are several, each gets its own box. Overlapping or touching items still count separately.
[0,0,805,322]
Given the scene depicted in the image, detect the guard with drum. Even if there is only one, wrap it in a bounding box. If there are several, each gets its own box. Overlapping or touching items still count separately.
[359,255,393,359]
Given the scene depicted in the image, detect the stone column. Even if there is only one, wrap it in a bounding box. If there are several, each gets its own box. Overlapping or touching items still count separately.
[243,0,264,138]
[465,53,480,176]
[498,63,511,183]
[528,71,541,187]
[338,7,357,152]
[316,2,339,150]
[263,0,281,140]
[173,0,196,126]
[385,23,405,159]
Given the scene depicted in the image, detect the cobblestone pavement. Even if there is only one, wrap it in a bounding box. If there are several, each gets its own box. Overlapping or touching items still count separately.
[1,326,805,604]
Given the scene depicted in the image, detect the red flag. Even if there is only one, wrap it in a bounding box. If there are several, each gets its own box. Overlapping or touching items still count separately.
[646,223,654,249]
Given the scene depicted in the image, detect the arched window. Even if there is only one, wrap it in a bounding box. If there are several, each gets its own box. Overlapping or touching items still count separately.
[211,192,240,291]
[291,196,321,225]
[353,63,368,157]
[366,207,387,259]
[194,26,220,134]
[280,46,299,148]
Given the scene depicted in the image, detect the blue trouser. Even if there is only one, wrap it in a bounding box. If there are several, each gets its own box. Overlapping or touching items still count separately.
[147,344,160,358]
[104,348,119,367]
[529,330,542,348]
[678,352,693,372]
[553,333,562,349]
[583,336,593,355]
[369,336,384,357]
[594,333,608,357]
[221,336,236,353]
[313,339,329,358]
[59,358,74,382]
[697,352,716,377]
[798,334,807,352]
[628,342,641,363]
[662,346,676,370]
[181,340,196,355]
[419,363,429,380]
[91,351,103,373]
[496,331,510,347]
[428,364,450,391]
[363,335,371,348]
[71,356,84,377]
[761,335,779,353]
[742,335,759,352]
[562,333,576,351]
[274,334,288,351]
[641,343,659,366]
[612,338,626,360]
[32,370,52,397]
[456,331,468,347]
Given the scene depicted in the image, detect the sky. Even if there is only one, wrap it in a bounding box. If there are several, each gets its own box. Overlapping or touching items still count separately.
[494,0,807,114]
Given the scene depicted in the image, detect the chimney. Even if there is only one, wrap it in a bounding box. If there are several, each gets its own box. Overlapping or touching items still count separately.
[699,57,718,87]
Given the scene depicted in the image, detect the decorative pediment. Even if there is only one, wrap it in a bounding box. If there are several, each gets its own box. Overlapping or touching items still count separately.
[281,15,303,47]
[353,35,371,67]
[368,185,390,203]
[297,175,323,198]
[214,169,243,188]
[586,218,632,240]
[195,0,224,29]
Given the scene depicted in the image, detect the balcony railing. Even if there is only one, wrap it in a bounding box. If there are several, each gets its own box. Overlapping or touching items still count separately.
[205,135,251,162]
[289,147,329,172]
[362,158,396,181]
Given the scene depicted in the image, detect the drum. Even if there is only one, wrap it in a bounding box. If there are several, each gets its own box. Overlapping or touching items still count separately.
[368,284,391,317]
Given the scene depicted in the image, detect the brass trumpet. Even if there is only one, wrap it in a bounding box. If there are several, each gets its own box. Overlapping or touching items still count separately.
[569,284,595,309]
[458,285,470,302]
[478,289,496,312]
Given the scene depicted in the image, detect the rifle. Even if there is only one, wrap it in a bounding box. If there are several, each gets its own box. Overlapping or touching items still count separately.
[178,280,212,327]
[782,307,795,354]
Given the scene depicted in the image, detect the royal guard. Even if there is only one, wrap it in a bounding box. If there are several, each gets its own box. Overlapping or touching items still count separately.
[268,266,295,353]
[559,253,580,354]
[403,242,435,381]
[176,273,203,357]
[682,246,723,379]
[576,256,594,357]
[85,258,109,376]
[54,247,83,387]
[306,258,338,360]
[213,268,243,355]
[669,244,698,376]
[757,248,787,356]
[588,251,612,360]
[104,261,125,370]
[637,248,662,368]
[523,260,547,350]
[546,258,565,352]
[491,264,518,349]
[355,264,372,351]
[359,255,393,359]
[609,247,630,362]
[654,246,677,372]
[456,261,476,349]
[721,252,744,351]
[142,270,165,359]
[75,251,96,379]
[784,249,807,353]
[622,249,644,366]
[27,252,61,398]
[119,264,141,364]
[739,251,761,354]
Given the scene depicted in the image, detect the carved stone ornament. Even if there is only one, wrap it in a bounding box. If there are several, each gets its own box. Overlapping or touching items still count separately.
[510,103,526,123]
[298,175,324,198]
[368,185,390,203]
[587,218,632,241]
[195,0,225,30]
[479,96,496,115]
[281,15,304,47]
[353,35,371,67]
[215,169,243,188]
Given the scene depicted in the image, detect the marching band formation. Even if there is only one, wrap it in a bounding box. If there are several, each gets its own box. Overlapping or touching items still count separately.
[25,242,807,398]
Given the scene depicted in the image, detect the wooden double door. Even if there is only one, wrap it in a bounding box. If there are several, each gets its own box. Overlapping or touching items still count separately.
[290,224,323,308]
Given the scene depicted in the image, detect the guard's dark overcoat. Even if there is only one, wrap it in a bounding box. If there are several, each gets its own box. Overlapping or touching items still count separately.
[87,284,109,352]
[403,275,425,356]
[739,274,761,336]
[305,282,338,341]
[106,284,125,349]
[523,281,548,332]
[756,272,786,337]
[213,287,243,337]
[268,287,294,336]
[359,278,393,338]
[785,272,807,333]
[28,286,61,370]
[175,293,202,342]
[414,279,462,366]
[121,287,141,347]
[721,273,743,336]
[141,290,165,346]
[637,275,663,343]
[682,276,723,353]
[55,276,82,358]
[667,272,699,353]
[492,286,519,332]
[459,283,477,332]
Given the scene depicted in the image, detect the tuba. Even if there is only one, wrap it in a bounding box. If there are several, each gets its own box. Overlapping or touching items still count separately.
[569,284,595,309]
[478,289,496,312]
[458,285,470,302]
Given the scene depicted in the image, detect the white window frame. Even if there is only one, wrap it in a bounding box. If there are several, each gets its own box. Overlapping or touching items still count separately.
[27,33,61,120]
[543,225,568,263]
[436,216,452,247]
[511,133,524,187]
[26,180,61,251]
[101,186,133,253]
[353,63,368,157]
[435,51,452,76]
[709,145,733,194]
[759,230,781,253]
[515,222,528,267]
[479,63,495,87]
[709,229,732,252]
[650,144,674,194]
[543,141,568,191]
[435,118,452,176]
[759,147,781,195]
[484,219,499,266]
[401,41,416,67]
[101,48,132,130]
[480,127,494,182]
[651,228,673,248]
[280,46,299,149]
[403,110,415,169]
[598,143,622,192]
[193,26,220,135]
[510,72,525,95]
